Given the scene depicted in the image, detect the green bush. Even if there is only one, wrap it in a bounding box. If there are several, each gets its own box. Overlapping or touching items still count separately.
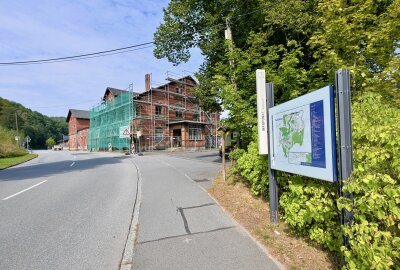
[279,174,341,251]
[0,126,26,158]
[231,140,269,196]
[232,91,400,269]
[340,92,400,269]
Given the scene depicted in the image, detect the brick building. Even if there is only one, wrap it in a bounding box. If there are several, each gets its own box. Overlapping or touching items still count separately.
[131,74,220,151]
[88,74,220,152]
[66,109,90,150]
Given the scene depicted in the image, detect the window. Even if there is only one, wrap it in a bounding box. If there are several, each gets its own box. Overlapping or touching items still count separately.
[155,127,163,143]
[176,110,182,119]
[155,105,162,116]
[193,113,199,121]
[176,87,181,94]
[189,124,201,140]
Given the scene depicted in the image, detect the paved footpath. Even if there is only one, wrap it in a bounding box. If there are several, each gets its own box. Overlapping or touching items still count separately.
[131,151,281,270]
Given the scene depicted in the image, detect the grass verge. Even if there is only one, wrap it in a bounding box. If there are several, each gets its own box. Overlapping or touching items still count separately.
[0,154,38,169]
[208,172,340,270]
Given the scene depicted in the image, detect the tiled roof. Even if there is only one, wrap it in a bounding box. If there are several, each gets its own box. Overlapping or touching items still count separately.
[66,109,90,122]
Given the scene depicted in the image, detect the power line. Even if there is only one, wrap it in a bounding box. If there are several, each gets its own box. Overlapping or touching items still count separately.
[0,42,154,66]
[1,45,154,66]
[0,0,285,67]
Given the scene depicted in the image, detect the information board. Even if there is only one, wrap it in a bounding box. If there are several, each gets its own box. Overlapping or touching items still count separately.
[268,86,337,182]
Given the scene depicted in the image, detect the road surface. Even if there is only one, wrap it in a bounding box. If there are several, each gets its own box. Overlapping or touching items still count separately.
[0,150,281,270]
[0,150,138,270]
[131,151,280,270]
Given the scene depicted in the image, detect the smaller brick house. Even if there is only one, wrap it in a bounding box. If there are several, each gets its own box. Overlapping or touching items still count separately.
[66,109,90,150]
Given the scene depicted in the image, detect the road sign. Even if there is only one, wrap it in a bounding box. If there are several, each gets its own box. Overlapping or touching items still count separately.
[256,69,268,155]
[25,136,31,143]
[268,86,337,182]
[119,126,130,138]
[137,131,141,138]
[15,136,20,141]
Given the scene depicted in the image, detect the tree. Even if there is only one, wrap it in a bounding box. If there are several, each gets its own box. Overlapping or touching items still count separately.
[154,1,400,268]
[0,97,68,149]
[45,137,56,149]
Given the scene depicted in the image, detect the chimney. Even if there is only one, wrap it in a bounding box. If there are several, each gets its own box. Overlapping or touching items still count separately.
[145,74,151,91]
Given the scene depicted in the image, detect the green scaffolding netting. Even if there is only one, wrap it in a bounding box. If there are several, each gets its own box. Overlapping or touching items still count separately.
[88,91,136,151]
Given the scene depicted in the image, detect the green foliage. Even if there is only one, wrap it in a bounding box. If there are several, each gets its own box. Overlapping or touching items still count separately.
[155,0,400,268]
[0,154,37,169]
[279,175,341,251]
[0,97,68,149]
[339,92,400,269]
[230,139,268,196]
[0,126,26,158]
[45,137,56,148]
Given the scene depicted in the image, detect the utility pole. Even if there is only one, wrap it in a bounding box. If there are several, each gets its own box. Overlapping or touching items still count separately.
[225,17,237,91]
[15,112,20,148]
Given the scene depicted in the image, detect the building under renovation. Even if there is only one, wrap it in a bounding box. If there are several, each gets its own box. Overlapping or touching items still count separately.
[87,73,220,152]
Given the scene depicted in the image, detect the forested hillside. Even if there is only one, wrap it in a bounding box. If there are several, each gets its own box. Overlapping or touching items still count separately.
[0,97,68,149]
[154,0,400,268]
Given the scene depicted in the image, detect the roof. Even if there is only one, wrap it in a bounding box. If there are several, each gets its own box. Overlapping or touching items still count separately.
[66,109,90,122]
[133,75,198,99]
[103,87,126,100]
[103,87,140,101]
[154,75,197,90]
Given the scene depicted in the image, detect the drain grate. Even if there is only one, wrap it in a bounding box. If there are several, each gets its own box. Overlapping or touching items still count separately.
[193,178,210,183]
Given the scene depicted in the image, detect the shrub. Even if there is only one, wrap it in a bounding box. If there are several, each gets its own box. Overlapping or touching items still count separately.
[233,92,400,268]
[0,127,26,158]
[340,92,400,269]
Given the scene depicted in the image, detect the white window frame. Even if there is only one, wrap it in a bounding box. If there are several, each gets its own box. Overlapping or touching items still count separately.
[155,127,163,143]
[188,124,202,140]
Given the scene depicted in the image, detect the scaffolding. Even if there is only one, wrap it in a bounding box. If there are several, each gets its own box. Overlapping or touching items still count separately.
[132,71,220,151]
[88,72,220,152]
[88,86,134,151]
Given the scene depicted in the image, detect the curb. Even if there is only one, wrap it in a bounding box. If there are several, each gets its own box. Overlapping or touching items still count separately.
[0,154,38,170]
[202,183,286,270]
[151,157,285,270]
[120,158,142,270]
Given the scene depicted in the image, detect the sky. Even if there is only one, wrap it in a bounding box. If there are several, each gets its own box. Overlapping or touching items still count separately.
[0,0,204,117]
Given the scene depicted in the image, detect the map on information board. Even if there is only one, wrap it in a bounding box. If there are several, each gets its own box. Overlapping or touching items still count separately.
[269,86,337,182]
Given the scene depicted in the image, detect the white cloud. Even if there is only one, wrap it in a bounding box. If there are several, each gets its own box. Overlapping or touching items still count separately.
[0,0,204,116]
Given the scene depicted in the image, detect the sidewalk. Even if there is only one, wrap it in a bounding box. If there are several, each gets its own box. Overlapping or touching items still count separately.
[131,153,281,270]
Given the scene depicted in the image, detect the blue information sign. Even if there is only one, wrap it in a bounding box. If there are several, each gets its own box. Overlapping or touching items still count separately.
[268,86,337,182]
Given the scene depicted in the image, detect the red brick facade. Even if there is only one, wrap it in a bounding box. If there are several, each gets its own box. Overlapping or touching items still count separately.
[67,110,90,150]
[131,76,220,151]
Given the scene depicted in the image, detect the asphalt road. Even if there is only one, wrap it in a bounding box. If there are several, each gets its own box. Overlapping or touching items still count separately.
[0,150,138,270]
[131,151,281,270]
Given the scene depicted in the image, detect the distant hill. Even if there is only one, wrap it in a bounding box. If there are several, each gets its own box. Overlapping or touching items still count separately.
[0,97,68,149]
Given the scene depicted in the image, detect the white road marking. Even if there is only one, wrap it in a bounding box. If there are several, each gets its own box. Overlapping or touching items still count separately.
[2,180,48,201]
[70,162,75,167]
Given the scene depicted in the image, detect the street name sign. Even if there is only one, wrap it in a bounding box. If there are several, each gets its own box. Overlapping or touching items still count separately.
[268,86,337,182]
[256,69,268,154]
[119,126,130,139]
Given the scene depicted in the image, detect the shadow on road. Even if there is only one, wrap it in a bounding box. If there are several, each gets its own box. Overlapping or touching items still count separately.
[0,156,126,182]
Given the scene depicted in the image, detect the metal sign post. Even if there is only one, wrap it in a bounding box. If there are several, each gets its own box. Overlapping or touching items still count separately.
[266,83,279,224]
[335,69,354,248]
